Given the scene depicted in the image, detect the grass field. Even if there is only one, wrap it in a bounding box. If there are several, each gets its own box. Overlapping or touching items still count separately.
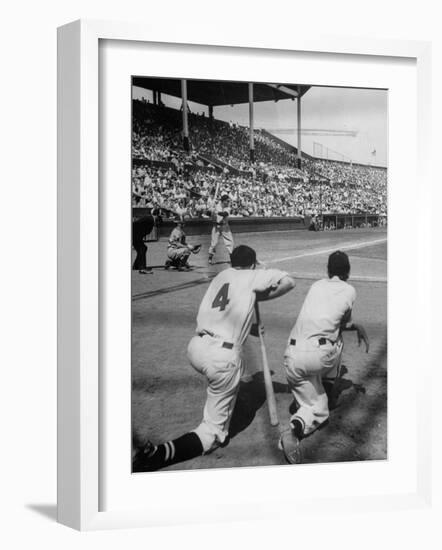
[132,227,387,470]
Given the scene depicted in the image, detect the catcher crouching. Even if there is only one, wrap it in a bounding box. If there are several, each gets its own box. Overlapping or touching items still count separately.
[165,217,201,271]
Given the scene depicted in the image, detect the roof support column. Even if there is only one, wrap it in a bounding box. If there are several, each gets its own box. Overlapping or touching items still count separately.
[248,83,255,163]
[297,85,302,169]
[208,105,213,119]
[181,79,190,152]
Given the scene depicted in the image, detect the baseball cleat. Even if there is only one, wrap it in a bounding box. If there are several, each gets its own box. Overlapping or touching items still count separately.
[164,260,172,270]
[139,269,153,275]
[289,417,304,439]
[208,254,214,265]
[132,440,157,472]
[278,427,302,464]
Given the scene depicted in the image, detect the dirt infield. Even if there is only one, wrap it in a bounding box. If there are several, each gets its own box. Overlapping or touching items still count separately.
[132,227,387,471]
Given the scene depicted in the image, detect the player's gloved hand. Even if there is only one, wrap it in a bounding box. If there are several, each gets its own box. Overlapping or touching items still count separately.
[190,244,201,254]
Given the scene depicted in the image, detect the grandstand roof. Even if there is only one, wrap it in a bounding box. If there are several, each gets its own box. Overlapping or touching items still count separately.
[132,77,311,107]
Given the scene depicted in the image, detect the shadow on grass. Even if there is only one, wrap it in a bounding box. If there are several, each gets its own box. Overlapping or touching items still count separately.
[299,336,388,463]
[229,371,287,439]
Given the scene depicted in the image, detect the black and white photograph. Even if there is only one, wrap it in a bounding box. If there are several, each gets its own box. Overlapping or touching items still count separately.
[1,0,436,540]
[131,77,388,473]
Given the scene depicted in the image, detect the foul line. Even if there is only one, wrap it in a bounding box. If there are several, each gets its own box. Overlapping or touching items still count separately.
[133,237,387,301]
[288,271,386,283]
[263,237,387,265]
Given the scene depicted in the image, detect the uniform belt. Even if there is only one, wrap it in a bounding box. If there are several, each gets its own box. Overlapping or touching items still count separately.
[289,337,333,347]
[198,331,234,349]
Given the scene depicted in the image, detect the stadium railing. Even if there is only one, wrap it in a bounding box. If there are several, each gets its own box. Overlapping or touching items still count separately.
[321,213,387,229]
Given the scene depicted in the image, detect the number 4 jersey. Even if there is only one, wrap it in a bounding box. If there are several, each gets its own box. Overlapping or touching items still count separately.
[196,267,289,347]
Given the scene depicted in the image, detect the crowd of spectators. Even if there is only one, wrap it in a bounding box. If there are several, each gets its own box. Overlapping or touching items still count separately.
[190,118,300,171]
[132,102,185,167]
[132,99,387,219]
[132,100,301,170]
[305,158,387,215]
[132,165,304,218]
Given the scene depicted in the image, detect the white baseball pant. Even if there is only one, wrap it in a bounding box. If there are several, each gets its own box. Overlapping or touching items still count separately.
[167,247,190,263]
[209,227,234,256]
[284,338,343,436]
[187,334,243,453]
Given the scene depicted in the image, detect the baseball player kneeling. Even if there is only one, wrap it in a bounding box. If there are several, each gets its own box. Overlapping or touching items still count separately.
[165,218,201,271]
[283,250,369,453]
[133,245,295,472]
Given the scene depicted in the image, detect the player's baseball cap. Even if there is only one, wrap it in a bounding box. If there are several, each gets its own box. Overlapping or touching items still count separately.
[327,250,350,280]
[220,194,230,202]
[231,245,257,268]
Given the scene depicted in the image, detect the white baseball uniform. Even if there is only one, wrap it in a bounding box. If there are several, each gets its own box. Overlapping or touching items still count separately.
[209,202,234,256]
[187,266,288,452]
[167,226,191,264]
[284,276,356,435]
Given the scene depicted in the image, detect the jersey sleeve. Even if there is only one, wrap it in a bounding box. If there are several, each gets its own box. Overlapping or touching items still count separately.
[347,285,357,309]
[342,285,357,327]
[342,308,353,326]
[252,269,289,292]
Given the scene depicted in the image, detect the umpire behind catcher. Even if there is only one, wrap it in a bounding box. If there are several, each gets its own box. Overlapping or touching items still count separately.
[132,211,156,274]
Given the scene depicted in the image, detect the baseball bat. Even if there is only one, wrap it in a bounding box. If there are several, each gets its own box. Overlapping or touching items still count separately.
[213,179,221,204]
[254,303,279,427]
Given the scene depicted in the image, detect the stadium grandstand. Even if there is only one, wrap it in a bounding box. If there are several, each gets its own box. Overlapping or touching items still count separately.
[132,78,387,230]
